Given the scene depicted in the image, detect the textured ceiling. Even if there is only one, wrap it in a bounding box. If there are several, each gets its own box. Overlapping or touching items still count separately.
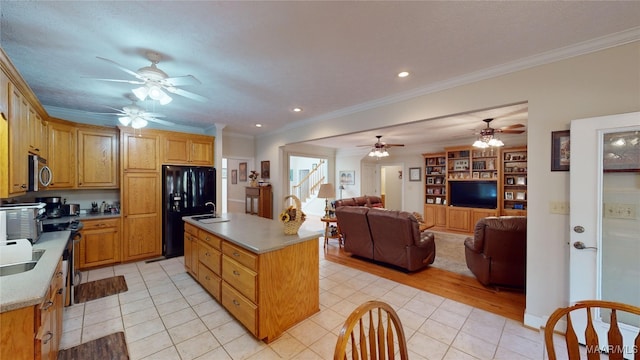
[1,1,639,149]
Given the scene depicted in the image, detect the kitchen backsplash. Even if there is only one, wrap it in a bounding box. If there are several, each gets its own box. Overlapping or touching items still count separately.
[9,189,120,214]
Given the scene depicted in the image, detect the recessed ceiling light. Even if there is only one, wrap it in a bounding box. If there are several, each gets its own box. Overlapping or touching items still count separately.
[255,123,262,127]
[292,107,303,112]
[397,71,410,78]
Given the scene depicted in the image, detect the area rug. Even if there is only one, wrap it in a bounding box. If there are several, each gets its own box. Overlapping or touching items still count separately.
[58,332,129,360]
[74,275,128,303]
[430,231,475,277]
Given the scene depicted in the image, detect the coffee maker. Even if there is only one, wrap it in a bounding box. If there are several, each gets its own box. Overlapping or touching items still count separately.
[36,196,62,218]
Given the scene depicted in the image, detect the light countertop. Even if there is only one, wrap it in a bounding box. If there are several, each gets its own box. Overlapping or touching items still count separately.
[0,231,70,313]
[182,213,320,254]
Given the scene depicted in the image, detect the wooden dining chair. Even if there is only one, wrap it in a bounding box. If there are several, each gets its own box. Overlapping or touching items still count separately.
[334,300,408,360]
[544,300,640,360]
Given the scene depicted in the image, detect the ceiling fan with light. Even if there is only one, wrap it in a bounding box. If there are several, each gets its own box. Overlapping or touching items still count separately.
[95,99,175,129]
[93,51,207,105]
[358,135,405,158]
[472,118,525,148]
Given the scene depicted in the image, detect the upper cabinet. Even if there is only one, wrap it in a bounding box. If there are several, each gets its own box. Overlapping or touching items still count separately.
[47,121,76,189]
[27,105,47,158]
[77,126,119,188]
[0,70,9,197]
[8,83,28,194]
[121,130,160,172]
[162,133,214,166]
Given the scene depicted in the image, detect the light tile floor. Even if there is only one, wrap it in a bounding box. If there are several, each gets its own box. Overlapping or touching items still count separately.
[60,238,549,360]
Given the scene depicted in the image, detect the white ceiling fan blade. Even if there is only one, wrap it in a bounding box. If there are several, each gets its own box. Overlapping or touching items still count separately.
[96,56,142,79]
[164,75,201,86]
[145,117,175,126]
[165,87,208,102]
[143,112,166,118]
[91,78,145,85]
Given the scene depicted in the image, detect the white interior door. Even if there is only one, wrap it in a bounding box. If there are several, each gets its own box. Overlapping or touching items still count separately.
[569,111,640,358]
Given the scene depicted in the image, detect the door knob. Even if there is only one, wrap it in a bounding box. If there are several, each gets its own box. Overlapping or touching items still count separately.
[573,241,597,250]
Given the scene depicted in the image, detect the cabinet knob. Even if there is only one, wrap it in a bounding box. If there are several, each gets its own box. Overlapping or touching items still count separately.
[232,299,240,306]
[42,331,54,344]
[233,270,240,276]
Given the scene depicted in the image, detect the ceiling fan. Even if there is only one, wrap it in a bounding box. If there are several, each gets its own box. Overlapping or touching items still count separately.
[96,100,175,129]
[358,135,405,158]
[472,118,525,148]
[474,118,526,136]
[94,52,207,104]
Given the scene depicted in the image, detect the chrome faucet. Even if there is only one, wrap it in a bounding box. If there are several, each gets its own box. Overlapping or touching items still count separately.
[205,202,216,216]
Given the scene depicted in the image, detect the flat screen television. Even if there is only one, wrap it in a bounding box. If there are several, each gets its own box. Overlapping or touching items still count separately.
[449,181,497,209]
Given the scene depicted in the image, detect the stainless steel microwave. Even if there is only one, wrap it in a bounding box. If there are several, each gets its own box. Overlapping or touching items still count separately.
[28,154,52,192]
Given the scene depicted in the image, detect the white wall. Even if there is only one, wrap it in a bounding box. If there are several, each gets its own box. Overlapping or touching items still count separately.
[250,42,640,328]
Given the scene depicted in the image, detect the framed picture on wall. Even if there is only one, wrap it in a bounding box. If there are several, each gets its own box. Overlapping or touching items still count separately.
[551,130,570,171]
[231,169,238,184]
[339,170,355,185]
[409,167,421,181]
[239,162,247,181]
[261,160,270,179]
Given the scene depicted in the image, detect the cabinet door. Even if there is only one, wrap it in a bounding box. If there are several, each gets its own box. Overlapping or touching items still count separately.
[446,207,471,232]
[0,71,8,197]
[77,128,118,188]
[424,205,436,228]
[122,131,159,171]
[79,219,120,269]
[122,173,161,261]
[8,83,27,194]
[471,209,497,229]
[190,138,214,165]
[47,122,76,188]
[435,206,447,227]
[164,136,190,164]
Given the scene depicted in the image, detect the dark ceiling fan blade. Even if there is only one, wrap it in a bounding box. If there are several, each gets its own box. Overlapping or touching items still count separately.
[164,75,201,86]
[384,143,405,147]
[96,56,142,79]
[500,123,526,130]
[165,87,208,102]
[498,129,525,134]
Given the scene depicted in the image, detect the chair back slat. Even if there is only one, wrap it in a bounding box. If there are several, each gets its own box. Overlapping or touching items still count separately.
[608,310,624,360]
[334,301,408,360]
[544,300,640,360]
[585,308,600,360]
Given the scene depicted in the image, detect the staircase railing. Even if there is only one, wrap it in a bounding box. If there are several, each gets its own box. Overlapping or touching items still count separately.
[291,159,325,201]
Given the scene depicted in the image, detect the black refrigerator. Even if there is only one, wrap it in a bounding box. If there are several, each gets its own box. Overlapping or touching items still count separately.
[162,165,216,258]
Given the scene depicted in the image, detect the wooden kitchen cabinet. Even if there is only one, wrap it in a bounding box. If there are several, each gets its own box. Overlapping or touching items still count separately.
[47,121,76,189]
[78,218,121,269]
[8,82,28,194]
[0,70,9,198]
[27,105,47,158]
[121,130,160,172]
[424,204,446,228]
[77,127,119,188]
[0,257,64,360]
[162,133,214,166]
[184,222,199,277]
[122,172,161,261]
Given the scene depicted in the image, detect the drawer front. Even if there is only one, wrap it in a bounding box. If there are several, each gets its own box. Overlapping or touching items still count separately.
[221,282,257,335]
[222,256,257,303]
[198,230,221,250]
[184,222,198,236]
[198,241,221,275]
[82,218,119,230]
[198,265,221,301]
[222,242,257,271]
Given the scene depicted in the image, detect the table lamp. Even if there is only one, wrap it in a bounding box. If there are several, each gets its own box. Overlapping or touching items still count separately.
[317,183,335,219]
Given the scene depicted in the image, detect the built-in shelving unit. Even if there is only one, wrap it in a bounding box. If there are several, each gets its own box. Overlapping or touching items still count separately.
[423,153,447,228]
[502,146,528,216]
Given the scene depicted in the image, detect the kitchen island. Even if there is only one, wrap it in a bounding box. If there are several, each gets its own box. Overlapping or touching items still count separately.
[183,213,320,343]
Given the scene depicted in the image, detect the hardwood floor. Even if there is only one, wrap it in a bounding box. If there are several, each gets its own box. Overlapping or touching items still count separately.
[323,244,526,322]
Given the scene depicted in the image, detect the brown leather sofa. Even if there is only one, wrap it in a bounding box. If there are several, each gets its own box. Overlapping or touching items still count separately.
[464,216,527,289]
[333,195,383,209]
[335,206,436,272]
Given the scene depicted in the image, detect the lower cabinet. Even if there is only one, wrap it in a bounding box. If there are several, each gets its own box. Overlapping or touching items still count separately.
[424,204,446,228]
[446,207,498,233]
[183,223,199,277]
[0,257,64,360]
[184,224,319,342]
[78,218,120,269]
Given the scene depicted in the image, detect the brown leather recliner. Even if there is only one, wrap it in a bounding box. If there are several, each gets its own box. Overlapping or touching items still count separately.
[335,206,436,272]
[367,208,436,272]
[464,216,527,289]
[335,206,374,259]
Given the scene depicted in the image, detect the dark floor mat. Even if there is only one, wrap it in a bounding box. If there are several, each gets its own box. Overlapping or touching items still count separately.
[58,332,129,360]
[74,275,128,303]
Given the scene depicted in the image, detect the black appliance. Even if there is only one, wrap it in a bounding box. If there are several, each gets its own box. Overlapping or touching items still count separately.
[162,165,216,258]
[36,196,63,218]
[42,216,83,306]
